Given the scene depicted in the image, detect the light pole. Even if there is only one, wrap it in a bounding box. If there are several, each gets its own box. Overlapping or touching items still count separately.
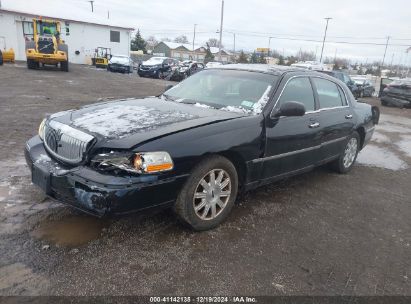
[192,24,197,60]
[216,30,235,55]
[319,17,332,63]
[218,0,224,61]
[381,36,390,68]
[268,37,273,57]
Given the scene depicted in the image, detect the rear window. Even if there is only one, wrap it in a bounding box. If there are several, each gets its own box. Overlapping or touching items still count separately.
[313,78,345,108]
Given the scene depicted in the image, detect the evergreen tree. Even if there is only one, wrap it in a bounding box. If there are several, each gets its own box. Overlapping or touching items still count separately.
[204,43,215,63]
[249,52,258,63]
[131,29,147,52]
[278,55,285,65]
[258,53,267,64]
[237,51,248,63]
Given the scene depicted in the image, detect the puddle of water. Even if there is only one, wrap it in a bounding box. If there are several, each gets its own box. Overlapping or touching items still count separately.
[357,144,408,171]
[31,216,109,247]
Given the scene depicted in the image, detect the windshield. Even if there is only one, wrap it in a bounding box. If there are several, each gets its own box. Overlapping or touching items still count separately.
[37,22,58,35]
[164,69,278,114]
[144,57,165,65]
[110,56,129,64]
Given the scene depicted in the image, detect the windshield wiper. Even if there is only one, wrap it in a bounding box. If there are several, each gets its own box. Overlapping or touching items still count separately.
[178,99,197,104]
[162,94,175,101]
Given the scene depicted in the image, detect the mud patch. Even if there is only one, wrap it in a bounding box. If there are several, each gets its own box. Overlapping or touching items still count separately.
[31,216,109,247]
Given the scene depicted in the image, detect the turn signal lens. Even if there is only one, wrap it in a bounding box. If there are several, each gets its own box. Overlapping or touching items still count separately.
[133,152,174,173]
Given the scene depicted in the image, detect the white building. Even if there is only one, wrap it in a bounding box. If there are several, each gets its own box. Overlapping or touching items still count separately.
[0,8,134,64]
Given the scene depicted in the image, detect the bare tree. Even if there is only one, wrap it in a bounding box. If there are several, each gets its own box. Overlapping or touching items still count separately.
[161,37,172,42]
[146,36,158,50]
[206,38,223,48]
[174,35,189,44]
[296,50,316,61]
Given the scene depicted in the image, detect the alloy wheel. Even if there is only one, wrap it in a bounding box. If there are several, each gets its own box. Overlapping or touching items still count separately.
[193,169,231,221]
[343,138,358,168]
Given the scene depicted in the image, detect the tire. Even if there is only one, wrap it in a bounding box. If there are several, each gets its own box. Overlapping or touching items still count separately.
[173,155,238,231]
[331,131,360,174]
[60,60,69,72]
[381,99,388,106]
[0,50,3,65]
[27,59,36,69]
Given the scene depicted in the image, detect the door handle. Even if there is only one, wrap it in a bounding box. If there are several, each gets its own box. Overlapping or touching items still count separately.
[345,114,353,119]
[309,122,320,128]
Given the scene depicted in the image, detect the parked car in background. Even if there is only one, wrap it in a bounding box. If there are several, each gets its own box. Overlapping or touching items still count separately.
[379,77,396,97]
[206,61,223,68]
[291,61,325,71]
[107,55,133,74]
[351,76,375,97]
[138,57,178,78]
[25,65,378,231]
[317,70,361,98]
[171,61,204,81]
[380,79,411,108]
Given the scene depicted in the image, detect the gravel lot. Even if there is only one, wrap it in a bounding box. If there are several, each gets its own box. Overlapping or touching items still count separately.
[0,63,410,296]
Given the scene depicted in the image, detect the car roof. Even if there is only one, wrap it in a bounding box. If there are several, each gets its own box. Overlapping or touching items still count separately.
[209,64,310,76]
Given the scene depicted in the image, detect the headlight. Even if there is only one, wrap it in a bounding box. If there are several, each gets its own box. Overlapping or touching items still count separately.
[133,152,173,173]
[91,151,173,174]
[38,118,46,140]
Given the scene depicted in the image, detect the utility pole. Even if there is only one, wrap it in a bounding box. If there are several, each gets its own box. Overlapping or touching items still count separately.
[381,36,390,68]
[192,24,197,51]
[107,10,110,19]
[88,0,94,12]
[390,53,394,68]
[232,33,236,55]
[320,17,332,63]
[268,37,273,57]
[218,0,224,61]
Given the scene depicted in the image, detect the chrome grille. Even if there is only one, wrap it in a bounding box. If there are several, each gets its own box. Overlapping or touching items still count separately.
[44,120,94,164]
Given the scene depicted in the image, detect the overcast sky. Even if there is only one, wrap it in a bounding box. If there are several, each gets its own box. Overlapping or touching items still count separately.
[2,0,411,65]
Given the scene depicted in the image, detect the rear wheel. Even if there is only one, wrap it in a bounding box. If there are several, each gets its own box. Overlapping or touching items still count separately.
[174,155,238,231]
[27,59,37,69]
[331,131,360,174]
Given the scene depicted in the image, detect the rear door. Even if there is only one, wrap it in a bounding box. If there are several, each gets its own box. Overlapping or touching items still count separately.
[311,77,355,162]
[261,76,322,180]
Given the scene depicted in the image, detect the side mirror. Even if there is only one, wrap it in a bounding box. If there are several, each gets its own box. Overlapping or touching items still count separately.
[273,101,306,118]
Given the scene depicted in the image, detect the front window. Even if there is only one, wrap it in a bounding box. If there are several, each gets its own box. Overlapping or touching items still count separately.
[164,69,277,113]
[37,22,58,35]
[279,77,315,112]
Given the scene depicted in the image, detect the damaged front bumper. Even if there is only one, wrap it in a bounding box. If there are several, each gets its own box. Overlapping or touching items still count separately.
[25,136,188,217]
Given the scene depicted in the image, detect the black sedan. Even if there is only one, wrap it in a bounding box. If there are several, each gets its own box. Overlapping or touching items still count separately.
[380,79,411,108]
[25,65,378,231]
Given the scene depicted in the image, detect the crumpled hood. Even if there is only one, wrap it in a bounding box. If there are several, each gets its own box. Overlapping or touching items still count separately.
[49,97,243,149]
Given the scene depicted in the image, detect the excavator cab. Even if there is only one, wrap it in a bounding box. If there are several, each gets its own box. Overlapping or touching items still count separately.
[94,47,112,68]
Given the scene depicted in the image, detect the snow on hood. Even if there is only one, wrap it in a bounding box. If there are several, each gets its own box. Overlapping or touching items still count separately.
[71,104,197,139]
[110,56,130,65]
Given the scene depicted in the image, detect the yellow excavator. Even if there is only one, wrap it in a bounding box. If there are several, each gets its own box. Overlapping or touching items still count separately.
[25,18,69,71]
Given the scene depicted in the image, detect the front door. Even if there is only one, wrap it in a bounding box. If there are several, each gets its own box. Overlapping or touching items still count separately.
[261,76,322,181]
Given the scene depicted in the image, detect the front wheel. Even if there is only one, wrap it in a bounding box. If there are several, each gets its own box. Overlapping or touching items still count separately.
[331,132,360,174]
[60,60,69,72]
[174,156,238,231]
